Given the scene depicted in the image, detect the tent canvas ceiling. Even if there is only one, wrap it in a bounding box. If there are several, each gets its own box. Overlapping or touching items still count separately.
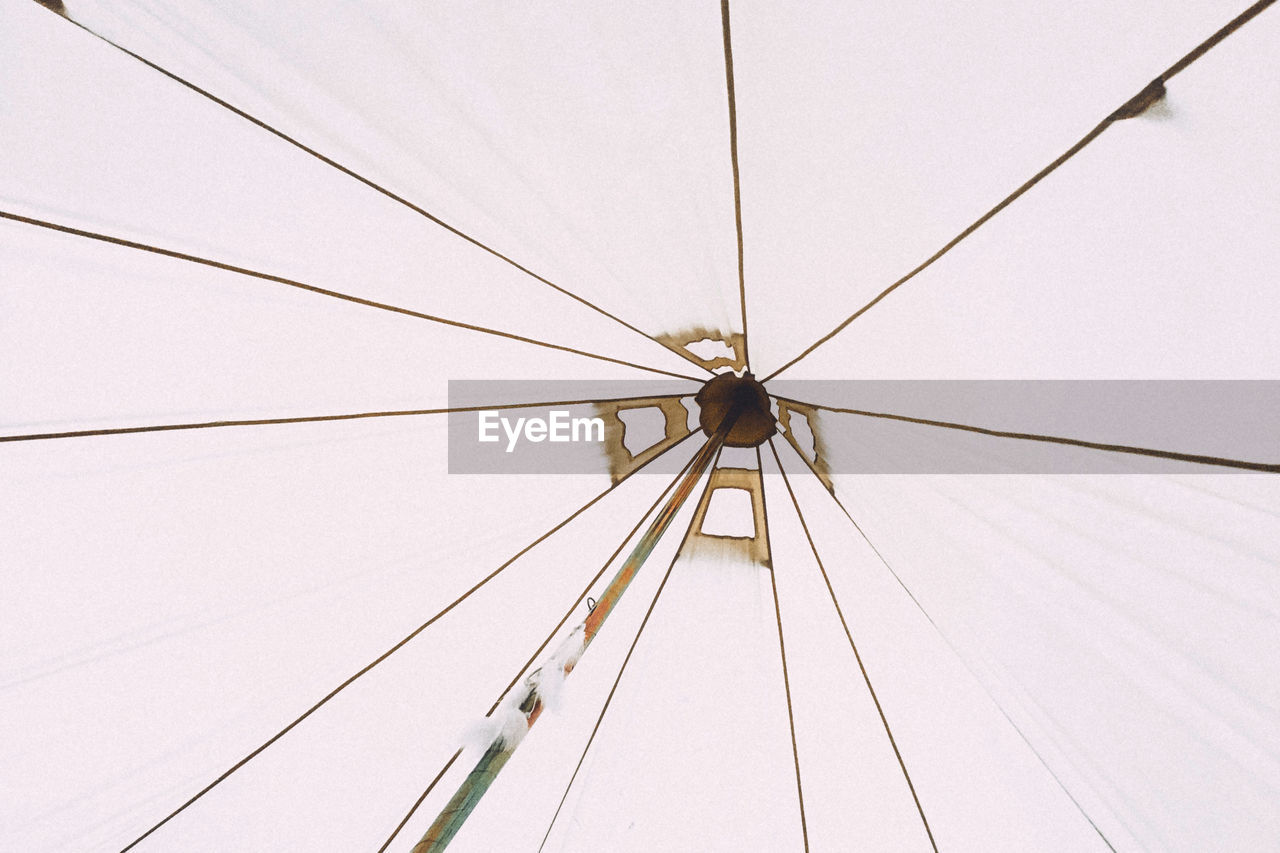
[2,0,1278,851]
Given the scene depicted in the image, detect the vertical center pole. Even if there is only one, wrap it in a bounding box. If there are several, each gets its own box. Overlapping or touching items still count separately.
[412,407,741,852]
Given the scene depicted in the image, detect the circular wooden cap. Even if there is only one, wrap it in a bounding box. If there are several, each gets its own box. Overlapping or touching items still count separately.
[694,372,776,447]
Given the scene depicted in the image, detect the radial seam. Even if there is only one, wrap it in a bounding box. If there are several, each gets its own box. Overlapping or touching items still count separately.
[768,438,938,851]
[763,0,1277,381]
[535,444,725,852]
[0,395,688,443]
[378,435,705,851]
[720,0,750,369]
[116,432,692,853]
[758,445,810,852]
[780,439,1119,852]
[1,210,703,382]
[41,10,710,374]
[774,395,1280,473]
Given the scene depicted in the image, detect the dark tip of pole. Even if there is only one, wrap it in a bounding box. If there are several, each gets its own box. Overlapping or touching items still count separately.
[34,0,67,15]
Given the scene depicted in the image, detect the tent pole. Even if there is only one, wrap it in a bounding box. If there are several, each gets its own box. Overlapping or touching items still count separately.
[411,408,740,852]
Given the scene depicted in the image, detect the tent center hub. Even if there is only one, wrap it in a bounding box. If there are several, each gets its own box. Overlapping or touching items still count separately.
[694,372,777,448]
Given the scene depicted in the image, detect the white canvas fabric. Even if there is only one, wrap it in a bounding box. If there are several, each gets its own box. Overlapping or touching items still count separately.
[2,1,1277,851]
